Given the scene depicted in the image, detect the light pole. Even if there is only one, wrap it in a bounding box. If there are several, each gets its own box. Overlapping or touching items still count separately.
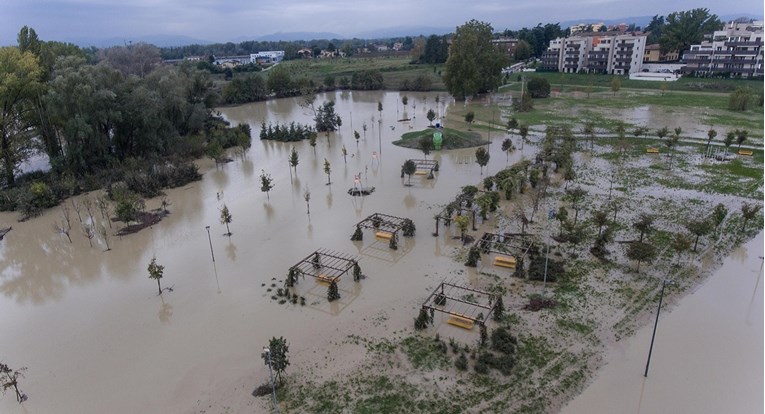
[205,225,215,262]
[644,279,673,377]
[263,347,279,413]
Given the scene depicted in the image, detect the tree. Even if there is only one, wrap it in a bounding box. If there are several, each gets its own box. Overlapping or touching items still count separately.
[723,131,734,157]
[426,109,436,126]
[220,204,233,236]
[527,77,550,98]
[455,215,470,241]
[659,8,723,55]
[402,159,417,186]
[740,202,761,232]
[314,100,342,132]
[260,170,274,201]
[705,128,717,157]
[414,307,432,330]
[422,35,449,64]
[501,138,514,163]
[377,101,383,120]
[148,256,165,295]
[507,117,518,131]
[418,136,433,159]
[323,158,331,185]
[353,130,360,147]
[671,232,692,263]
[645,15,665,44]
[735,129,748,151]
[656,126,669,141]
[729,87,752,111]
[633,213,655,242]
[0,47,42,186]
[592,208,610,237]
[443,20,506,100]
[206,139,224,165]
[666,128,680,169]
[565,187,587,225]
[610,76,621,96]
[584,122,596,151]
[341,145,347,164]
[685,218,712,251]
[518,125,529,150]
[0,362,27,403]
[309,133,317,154]
[626,241,657,273]
[262,337,289,384]
[289,146,299,174]
[513,40,532,61]
[303,186,311,215]
[464,111,475,124]
[475,147,490,175]
[712,203,728,229]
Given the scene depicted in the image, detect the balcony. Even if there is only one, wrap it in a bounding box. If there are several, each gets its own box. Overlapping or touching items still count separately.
[730,50,761,56]
[684,58,712,63]
[587,57,608,62]
[724,41,761,47]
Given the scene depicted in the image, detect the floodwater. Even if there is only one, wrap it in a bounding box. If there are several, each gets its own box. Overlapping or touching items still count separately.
[562,232,764,414]
[0,91,530,413]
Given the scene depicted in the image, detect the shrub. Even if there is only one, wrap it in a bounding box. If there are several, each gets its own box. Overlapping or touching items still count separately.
[527,77,551,98]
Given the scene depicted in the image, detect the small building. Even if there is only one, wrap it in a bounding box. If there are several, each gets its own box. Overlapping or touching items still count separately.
[643,44,679,62]
[250,51,285,64]
[682,20,764,78]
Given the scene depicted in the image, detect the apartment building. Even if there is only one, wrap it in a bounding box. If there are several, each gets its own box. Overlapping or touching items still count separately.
[683,20,763,78]
[541,33,646,74]
[250,51,285,64]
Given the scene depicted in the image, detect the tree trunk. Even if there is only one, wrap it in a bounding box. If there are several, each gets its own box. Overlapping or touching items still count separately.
[157,279,162,295]
[226,223,231,236]
[693,235,699,252]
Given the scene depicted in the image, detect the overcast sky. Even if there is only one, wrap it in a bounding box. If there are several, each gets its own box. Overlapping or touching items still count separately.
[2,0,763,44]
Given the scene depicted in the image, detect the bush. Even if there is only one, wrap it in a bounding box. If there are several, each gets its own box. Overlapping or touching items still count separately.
[351,70,384,90]
[527,77,551,98]
[455,353,468,371]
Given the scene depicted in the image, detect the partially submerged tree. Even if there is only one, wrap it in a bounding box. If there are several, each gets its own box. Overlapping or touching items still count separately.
[327,280,341,301]
[262,336,290,384]
[740,202,761,232]
[402,159,416,186]
[475,147,490,175]
[414,307,432,330]
[685,218,712,251]
[426,109,436,126]
[148,256,165,295]
[501,138,515,163]
[633,213,655,242]
[303,186,311,215]
[289,146,299,174]
[455,215,470,241]
[260,170,274,201]
[220,204,233,236]
[705,128,717,157]
[323,158,331,185]
[0,362,27,403]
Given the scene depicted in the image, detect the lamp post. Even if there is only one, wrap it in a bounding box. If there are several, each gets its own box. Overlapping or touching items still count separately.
[644,279,673,377]
[263,347,279,413]
[205,226,215,262]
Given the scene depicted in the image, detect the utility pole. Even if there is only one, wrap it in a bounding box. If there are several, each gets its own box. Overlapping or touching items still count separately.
[264,347,279,413]
[644,279,673,377]
[205,225,215,262]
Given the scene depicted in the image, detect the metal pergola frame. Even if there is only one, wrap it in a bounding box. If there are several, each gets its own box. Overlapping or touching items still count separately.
[474,232,535,260]
[411,159,438,173]
[289,248,359,284]
[355,212,409,235]
[421,281,496,326]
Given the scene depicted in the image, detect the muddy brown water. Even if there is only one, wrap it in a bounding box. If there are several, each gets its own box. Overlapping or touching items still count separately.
[1,90,760,413]
[0,91,534,413]
[562,232,764,414]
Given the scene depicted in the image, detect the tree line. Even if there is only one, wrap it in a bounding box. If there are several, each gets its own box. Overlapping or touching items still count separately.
[1,26,250,217]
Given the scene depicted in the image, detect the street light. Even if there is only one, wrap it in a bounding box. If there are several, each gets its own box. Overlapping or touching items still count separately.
[644,279,673,377]
[205,226,215,262]
[263,347,279,413]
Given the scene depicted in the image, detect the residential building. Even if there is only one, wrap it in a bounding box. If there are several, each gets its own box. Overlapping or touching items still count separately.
[682,20,763,78]
[542,33,646,74]
[643,44,679,62]
[492,37,519,57]
[250,51,285,64]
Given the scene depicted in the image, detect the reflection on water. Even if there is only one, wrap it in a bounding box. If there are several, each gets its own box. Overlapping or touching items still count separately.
[562,232,764,414]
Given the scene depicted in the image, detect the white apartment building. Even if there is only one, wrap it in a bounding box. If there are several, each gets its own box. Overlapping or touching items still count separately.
[683,20,763,78]
[541,34,646,74]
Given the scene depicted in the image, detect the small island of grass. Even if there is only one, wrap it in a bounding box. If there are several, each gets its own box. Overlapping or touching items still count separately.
[392,127,487,150]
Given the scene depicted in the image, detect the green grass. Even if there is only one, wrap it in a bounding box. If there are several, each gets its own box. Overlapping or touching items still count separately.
[700,159,764,180]
[393,127,486,149]
[400,336,451,370]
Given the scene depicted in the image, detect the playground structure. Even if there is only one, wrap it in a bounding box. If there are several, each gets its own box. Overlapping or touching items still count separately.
[421,282,497,330]
[410,159,439,178]
[352,213,415,248]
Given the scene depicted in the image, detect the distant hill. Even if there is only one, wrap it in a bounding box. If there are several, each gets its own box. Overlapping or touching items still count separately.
[353,25,455,39]
[556,12,763,31]
[68,34,213,48]
[252,32,345,42]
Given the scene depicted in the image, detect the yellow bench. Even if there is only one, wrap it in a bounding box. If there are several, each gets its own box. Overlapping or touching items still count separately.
[647,147,659,154]
[447,313,475,330]
[316,274,334,284]
[414,170,428,175]
[494,256,517,268]
[739,149,753,156]
[375,231,393,240]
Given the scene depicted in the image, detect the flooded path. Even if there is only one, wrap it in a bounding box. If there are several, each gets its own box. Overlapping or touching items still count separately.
[562,232,764,414]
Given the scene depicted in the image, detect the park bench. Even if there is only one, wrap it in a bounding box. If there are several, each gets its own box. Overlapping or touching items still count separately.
[316,274,334,284]
[493,255,517,268]
[646,147,659,154]
[375,231,393,240]
[447,312,475,330]
[739,149,753,156]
